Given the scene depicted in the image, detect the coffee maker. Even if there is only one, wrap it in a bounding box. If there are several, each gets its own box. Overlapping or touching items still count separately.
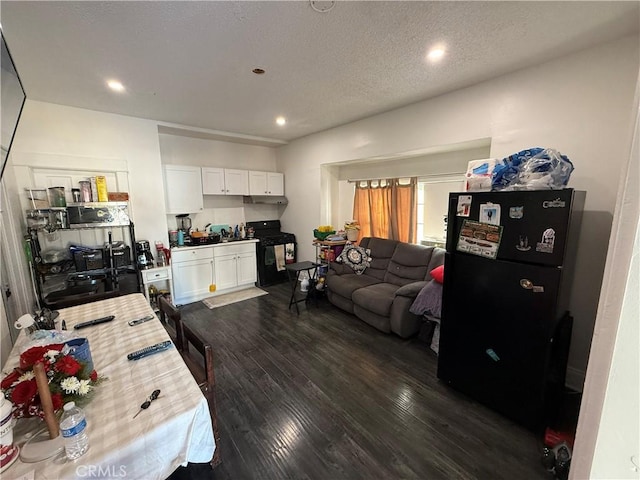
[135,240,154,270]
[176,214,192,237]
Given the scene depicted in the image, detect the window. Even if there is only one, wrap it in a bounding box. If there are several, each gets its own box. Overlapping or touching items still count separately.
[417,176,465,246]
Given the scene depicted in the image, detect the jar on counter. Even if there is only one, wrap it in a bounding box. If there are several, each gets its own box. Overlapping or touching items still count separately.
[48,186,66,207]
[169,230,178,246]
[79,181,92,202]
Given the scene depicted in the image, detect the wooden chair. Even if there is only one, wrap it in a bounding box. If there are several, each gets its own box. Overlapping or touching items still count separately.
[181,322,221,468]
[157,295,184,351]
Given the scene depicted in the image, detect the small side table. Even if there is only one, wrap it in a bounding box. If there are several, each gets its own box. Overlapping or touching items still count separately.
[141,266,173,310]
[285,261,320,314]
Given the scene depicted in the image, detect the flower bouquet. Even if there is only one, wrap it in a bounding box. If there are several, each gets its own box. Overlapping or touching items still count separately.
[1,343,103,419]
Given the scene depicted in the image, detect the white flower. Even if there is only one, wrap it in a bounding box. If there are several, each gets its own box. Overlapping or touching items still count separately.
[60,376,80,394]
[17,371,35,383]
[77,380,92,396]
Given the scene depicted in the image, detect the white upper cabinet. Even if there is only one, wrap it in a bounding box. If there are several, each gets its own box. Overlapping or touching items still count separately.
[249,171,284,196]
[249,171,268,195]
[201,167,225,195]
[224,169,249,195]
[202,167,249,195]
[164,165,204,214]
[267,172,284,196]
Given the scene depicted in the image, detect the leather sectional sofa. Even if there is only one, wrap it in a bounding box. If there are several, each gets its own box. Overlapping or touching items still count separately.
[326,237,445,338]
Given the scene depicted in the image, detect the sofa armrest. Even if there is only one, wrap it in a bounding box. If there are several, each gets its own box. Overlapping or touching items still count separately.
[395,281,429,298]
[329,261,353,276]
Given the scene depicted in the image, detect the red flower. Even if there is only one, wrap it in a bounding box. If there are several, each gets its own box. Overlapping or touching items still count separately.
[1,369,23,390]
[19,344,63,369]
[55,356,81,376]
[10,379,37,405]
[51,393,63,411]
[89,370,98,382]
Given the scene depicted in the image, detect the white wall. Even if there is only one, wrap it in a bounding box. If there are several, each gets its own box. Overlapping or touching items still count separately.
[158,133,277,170]
[158,133,282,230]
[276,35,639,388]
[10,100,168,245]
[571,74,640,479]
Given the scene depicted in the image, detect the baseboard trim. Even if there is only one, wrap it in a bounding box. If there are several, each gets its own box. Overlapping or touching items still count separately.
[565,366,585,392]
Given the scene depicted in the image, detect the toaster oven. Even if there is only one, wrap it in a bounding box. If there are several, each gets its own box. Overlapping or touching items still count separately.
[67,202,130,228]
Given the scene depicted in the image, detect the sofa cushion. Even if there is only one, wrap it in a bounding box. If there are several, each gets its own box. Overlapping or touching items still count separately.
[430,265,445,284]
[326,273,379,300]
[352,282,399,317]
[359,237,399,281]
[427,247,446,273]
[384,242,433,286]
[395,280,429,298]
[337,244,371,274]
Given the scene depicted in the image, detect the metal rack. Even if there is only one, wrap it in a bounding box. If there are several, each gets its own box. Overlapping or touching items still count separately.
[26,222,141,310]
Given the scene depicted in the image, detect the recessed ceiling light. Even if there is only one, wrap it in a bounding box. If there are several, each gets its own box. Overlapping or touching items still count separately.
[427,47,446,62]
[276,116,286,126]
[107,80,125,92]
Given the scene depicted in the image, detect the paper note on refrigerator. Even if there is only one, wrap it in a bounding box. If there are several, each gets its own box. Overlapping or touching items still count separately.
[456,219,503,259]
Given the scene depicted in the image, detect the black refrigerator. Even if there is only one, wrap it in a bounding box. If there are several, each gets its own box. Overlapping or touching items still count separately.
[437,188,585,431]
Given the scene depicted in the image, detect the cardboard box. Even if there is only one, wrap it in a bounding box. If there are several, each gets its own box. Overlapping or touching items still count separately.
[96,176,108,202]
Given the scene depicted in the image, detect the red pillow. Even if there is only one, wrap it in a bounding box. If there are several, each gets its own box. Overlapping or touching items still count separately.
[430,265,444,284]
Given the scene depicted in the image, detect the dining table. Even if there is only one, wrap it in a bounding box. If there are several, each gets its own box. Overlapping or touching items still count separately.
[1,293,215,480]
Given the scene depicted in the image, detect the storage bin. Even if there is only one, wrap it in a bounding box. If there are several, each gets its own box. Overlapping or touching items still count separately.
[313,229,336,240]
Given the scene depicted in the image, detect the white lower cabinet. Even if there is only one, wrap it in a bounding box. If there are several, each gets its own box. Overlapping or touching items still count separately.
[171,241,258,305]
[237,251,257,285]
[213,254,237,291]
[213,243,257,291]
[171,247,215,305]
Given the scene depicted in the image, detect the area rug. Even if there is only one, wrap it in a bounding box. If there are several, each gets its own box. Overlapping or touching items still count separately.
[202,287,268,309]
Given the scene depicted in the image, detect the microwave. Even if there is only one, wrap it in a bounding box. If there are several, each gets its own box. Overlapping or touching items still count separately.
[67,202,130,228]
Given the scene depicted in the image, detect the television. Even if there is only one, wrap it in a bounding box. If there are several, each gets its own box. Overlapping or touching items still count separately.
[1,30,26,180]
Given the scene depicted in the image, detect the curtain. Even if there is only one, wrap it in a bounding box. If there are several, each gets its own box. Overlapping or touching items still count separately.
[353,178,417,243]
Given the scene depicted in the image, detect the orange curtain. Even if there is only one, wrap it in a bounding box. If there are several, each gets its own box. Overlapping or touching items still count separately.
[352,178,417,243]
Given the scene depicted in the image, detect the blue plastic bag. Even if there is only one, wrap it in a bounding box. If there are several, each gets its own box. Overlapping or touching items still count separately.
[492,148,574,191]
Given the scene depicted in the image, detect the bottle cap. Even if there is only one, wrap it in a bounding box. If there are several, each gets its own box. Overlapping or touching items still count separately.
[63,401,76,411]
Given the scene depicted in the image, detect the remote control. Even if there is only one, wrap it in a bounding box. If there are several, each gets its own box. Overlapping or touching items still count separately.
[74,315,115,330]
[128,315,155,327]
[127,341,173,361]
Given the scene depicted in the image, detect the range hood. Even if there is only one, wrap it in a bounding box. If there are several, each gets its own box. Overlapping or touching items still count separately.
[243,195,288,205]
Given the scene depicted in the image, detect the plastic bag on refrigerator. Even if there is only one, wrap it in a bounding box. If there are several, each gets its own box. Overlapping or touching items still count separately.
[492,147,574,191]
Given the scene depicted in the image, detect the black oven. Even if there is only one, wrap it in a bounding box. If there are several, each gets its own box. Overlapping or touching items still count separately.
[247,220,296,286]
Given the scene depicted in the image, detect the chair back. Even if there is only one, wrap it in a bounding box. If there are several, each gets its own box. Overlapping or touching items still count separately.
[182,322,221,468]
[157,295,184,351]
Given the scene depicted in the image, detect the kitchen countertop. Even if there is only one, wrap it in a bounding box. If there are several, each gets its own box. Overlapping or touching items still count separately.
[171,238,259,251]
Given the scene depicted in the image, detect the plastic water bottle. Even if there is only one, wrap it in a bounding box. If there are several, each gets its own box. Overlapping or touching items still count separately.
[60,401,89,460]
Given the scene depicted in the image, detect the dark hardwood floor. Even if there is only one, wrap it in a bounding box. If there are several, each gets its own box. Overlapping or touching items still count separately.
[167,283,551,480]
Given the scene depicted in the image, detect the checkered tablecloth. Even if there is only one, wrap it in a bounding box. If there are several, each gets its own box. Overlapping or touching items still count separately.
[3,293,214,480]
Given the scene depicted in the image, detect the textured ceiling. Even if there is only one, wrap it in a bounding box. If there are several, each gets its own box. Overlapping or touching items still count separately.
[1,1,638,143]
